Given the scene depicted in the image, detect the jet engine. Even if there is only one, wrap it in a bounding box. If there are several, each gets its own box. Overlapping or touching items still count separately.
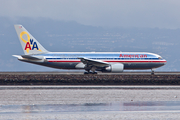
[105,63,124,73]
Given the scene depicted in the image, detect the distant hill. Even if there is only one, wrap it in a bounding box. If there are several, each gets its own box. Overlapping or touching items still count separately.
[0,17,179,71]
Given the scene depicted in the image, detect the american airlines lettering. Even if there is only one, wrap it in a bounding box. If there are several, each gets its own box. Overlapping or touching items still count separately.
[119,54,147,58]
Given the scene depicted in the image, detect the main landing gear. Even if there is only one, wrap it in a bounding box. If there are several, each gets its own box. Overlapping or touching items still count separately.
[84,67,97,74]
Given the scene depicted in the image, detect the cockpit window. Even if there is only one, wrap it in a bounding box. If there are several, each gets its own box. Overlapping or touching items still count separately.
[158,57,162,59]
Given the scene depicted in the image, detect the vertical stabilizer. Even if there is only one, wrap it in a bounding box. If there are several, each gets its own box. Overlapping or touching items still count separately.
[14,25,48,55]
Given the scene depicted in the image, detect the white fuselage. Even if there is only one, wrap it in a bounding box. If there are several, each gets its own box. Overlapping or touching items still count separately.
[18,52,166,72]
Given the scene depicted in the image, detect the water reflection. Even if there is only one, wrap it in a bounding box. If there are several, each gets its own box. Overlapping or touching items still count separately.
[0,101,180,114]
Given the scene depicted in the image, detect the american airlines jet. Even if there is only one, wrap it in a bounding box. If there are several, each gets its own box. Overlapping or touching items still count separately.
[13,25,166,74]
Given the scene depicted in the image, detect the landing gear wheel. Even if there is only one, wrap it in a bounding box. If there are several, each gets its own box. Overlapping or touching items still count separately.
[151,71,155,75]
[92,72,97,74]
[84,72,89,74]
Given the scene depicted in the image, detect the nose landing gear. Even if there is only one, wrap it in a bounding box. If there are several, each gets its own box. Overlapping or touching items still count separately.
[151,69,155,75]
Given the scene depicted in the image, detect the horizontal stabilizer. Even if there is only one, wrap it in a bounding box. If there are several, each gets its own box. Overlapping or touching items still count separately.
[21,55,42,60]
[13,55,42,60]
[12,55,23,59]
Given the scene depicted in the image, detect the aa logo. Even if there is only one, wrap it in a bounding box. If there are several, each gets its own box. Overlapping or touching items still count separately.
[20,31,42,53]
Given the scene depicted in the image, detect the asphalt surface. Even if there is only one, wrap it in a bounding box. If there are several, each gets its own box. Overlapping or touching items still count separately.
[0,85,180,120]
[1,85,180,89]
[1,72,180,85]
[1,71,180,75]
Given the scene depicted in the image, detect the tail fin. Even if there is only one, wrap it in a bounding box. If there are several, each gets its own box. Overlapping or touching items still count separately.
[14,25,48,55]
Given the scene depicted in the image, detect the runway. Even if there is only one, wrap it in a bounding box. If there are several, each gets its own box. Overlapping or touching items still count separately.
[1,85,180,89]
[0,85,180,119]
[1,72,180,85]
[1,71,180,75]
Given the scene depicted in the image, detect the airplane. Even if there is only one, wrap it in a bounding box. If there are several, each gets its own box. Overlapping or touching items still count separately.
[13,25,167,75]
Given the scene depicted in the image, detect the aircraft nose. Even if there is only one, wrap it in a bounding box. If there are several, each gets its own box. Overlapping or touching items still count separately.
[163,59,167,64]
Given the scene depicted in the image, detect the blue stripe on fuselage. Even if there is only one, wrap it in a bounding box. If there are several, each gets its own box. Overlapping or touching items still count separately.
[45,58,159,60]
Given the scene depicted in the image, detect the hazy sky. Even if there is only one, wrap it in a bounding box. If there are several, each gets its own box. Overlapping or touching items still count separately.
[1,0,180,28]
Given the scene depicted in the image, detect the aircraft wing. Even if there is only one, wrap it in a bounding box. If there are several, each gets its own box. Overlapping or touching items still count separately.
[78,57,110,67]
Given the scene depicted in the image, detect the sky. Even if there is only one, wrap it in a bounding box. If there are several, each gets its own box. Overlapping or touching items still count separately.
[1,0,180,29]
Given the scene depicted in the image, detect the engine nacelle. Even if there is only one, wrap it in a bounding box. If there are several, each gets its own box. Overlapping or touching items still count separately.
[105,63,124,73]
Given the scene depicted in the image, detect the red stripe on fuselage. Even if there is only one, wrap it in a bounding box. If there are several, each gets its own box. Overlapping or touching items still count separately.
[48,61,80,62]
[48,60,166,63]
[105,61,167,63]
